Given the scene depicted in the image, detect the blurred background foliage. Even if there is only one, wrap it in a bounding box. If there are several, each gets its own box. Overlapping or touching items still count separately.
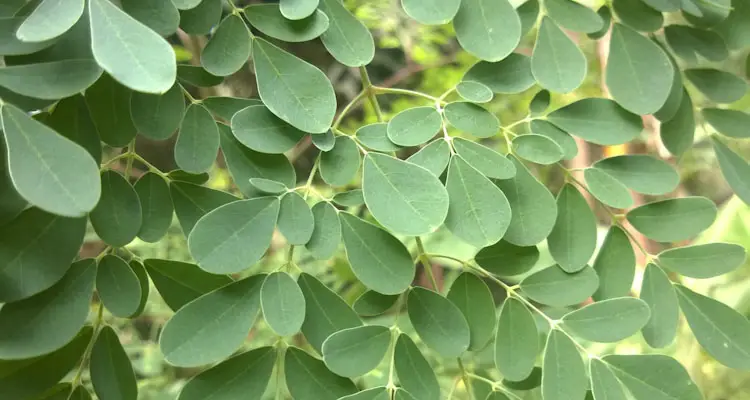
[88,0,750,398]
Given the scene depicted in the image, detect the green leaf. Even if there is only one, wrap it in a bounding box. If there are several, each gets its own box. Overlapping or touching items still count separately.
[402,0,460,25]
[584,168,633,209]
[253,37,336,133]
[607,23,673,115]
[201,15,251,77]
[456,81,493,103]
[682,0,730,27]
[658,243,747,279]
[503,366,542,390]
[312,129,336,152]
[545,0,604,33]
[172,0,200,9]
[517,0,540,38]
[15,0,84,42]
[640,264,679,348]
[121,0,180,36]
[90,170,142,247]
[520,265,599,307]
[143,259,232,312]
[128,260,149,318]
[231,104,308,154]
[320,136,361,186]
[90,326,137,400]
[475,240,540,277]
[85,73,137,147]
[249,178,287,194]
[547,98,642,145]
[177,65,223,87]
[97,255,142,318]
[712,136,750,204]
[407,139,451,176]
[453,0,520,61]
[167,169,210,185]
[298,273,362,353]
[532,17,587,94]
[529,90,551,115]
[0,15,58,56]
[0,259,94,359]
[322,325,391,378]
[676,284,750,369]
[654,53,684,122]
[202,96,262,122]
[178,0,221,34]
[704,108,750,139]
[387,106,442,146]
[285,347,358,400]
[0,60,101,100]
[542,330,587,400]
[589,359,629,400]
[1,103,100,217]
[356,123,403,152]
[177,347,275,400]
[160,275,263,367]
[261,272,306,336]
[640,0,680,11]
[548,184,597,273]
[562,298,651,342]
[278,192,315,245]
[339,212,415,295]
[280,0,319,20]
[339,387,390,400]
[592,226,635,301]
[134,172,173,243]
[363,153,449,236]
[353,291,399,316]
[170,181,239,236]
[664,25,729,63]
[452,138,515,180]
[627,197,717,242]
[495,297,538,382]
[130,83,185,141]
[512,134,564,165]
[188,198,280,274]
[317,0,374,67]
[0,208,86,303]
[332,189,365,207]
[603,354,703,400]
[443,102,500,138]
[70,386,92,400]
[305,201,341,260]
[494,156,557,246]
[89,0,176,93]
[0,141,25,225]
[612,0,664,32]
[447,272,496,350]
[444,156,511,247]
[44,94,101,164]
[529,120,578,161]
[0,327,91,400]
[714,1,750,50]
[685,68,748,104]
[594,155,679,195]
[394,334,441,400]
[407,287,470,357]
[463,53,535,94]
[175,103,219,173]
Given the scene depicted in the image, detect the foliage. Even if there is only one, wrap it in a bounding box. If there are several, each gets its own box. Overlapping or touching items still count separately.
[1,0,750,400]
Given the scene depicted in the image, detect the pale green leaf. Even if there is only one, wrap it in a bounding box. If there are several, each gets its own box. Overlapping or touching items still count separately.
[332,189,365,207]
[529,120,578,161]
[261,272,306,336]
[246,4,329,43]
[285,347,358,400]
[322,325,391,378]
[548,184,597,273]
[463,53,535,94]
[280,0,319,20]
[593,226,635,301]
[589,359,629,400]
[175,103,219,173]
[407,139,451,176]
[654,53,684,122]
[517,0,540,38]
[594,155,679,195]
[387,106,442,146]
[202,96,262,122]
[178,347,275,400]
[682,0,730,27]
[456,81,493,103]
[407,287,470,357]
[547,98,642,145]
[249,178,287,194]
[714,1,750,50]
[664,25,729,63]
[394,334,441,400]
[704,108,750,139]
[475,240,539,277]
[90,326,137,400]
[0,60,101,100]
[545,0,604,33]
[584,168,633,209]
[130,83,185,141]
[520,265,599,307]
[627,197,717,242]
[443,102,500,138]
[658,243,747,279]
[305,201,341,260]
[640,264,679,348]
[562,297,650,342]
[16,0,84,42]
[512,134,564,165]
[313,129,336,152]
[453,0,521,61]
[320,136,361,186]
[97,255,142,318]
[452,137,515,180]
[356,123,403,152]
[278,192,315,245]
[121,0,179,36]
[532,17,587,93]
[495,297,538,382]
[318,0,375,67]
[298,273,362,353]
[542,330,587,400]
[712,136,750,204]
[402,0,459,25]
[90,170,141,247]
[201,15,250,77]
[529,90,551,115]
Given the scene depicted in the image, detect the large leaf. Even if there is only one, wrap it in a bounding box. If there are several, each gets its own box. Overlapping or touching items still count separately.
[143,259,232,312]
[201,14,251,77]
[85,73,137,147]
[394,334,441,400]
[589,359,629,400]
[305,201,341,260]
[317,0,374,67]
[447,272,496,350]
[231,104,306,154]
[627,197,717,242]
[592,226,635,301]
[542,330,587,400]
[712,137,750,205]
[322,325,391,378]
[532,17,586,94]
[15,0,84,42]
[453,0,520,62]
[658,243,747,279]
[495,297,538,382]
[0,60,101,100]
[298,273,362,352]
[97,255,142,318]
[684,68,748,104]
[594,155,679,195]
[547,98,642,145]
[90,326,137,400]
[512,134,564,165]
[121,0,180,36]
[603,354,702,400]
[178,347,275,400]
[561,297,651,343]
[261,272,306,336]
[548,184,597,273]
[640,264,679,348]
[520,265,599,307]
[463,53,535,94]
[407,287,470,357]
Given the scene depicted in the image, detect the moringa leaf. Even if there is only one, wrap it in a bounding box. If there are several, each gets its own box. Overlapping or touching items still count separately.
[627,197,717,242]
[640,264,679,348]
[561,297,651,343]
[521,265,599,307]
[495,297,538,382]
[318,0,374,67]
[407,287,470,358]
[453,0,521,62]
[261,272,306,336]
[532,17,587,94]
[322,325,391,378]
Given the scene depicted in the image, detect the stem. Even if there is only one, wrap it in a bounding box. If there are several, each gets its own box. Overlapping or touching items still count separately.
[372,86,441,103]
[415,237,439,291]
[332,90,367,129]
[457,358,475,400]
[359,66,384,122]
[131,153,169,179]
[124,140,135,180]
[180,84,199,104]
[70,303,104,389]
[385,328,400,392]
[303,157,319,201]
[274,344,287,400]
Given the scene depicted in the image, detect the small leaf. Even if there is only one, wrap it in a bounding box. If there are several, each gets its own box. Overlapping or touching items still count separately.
[249,178,287,194]
[121,0,180,36]
[280,0,319,20]
[494,156,557,246]
[512,134,564,165]
[144,259,232,312]
[561,297,651,343]
[312,129,336,151]
[548,184,597,273]
[664,25,729,63]
[463,53,535,94]
[453,0,521,61]
[253,38,336,133]
[159,275,264,367]
[612,0,664,32]
[320,136,361,186]
[339,212,415,295]
[278,192,315,245]
[318,0,374,67]
[443,102,500,138]
[676,285,750,369]
[503,367,542,390]
[529,90,551,115]
[685,68,748,104]
[298,273,362,353]
[261,272,306,336]
[407,287,470,358]
[456,81,493,103]
[682,0,730,27]
[178,0,222,34]
[402,0,459,25]
[322,325,391,378]
[407,139,451,176]
[660,89,695,156]
[447,272,496,350]
[356,123,403,152]
[529,120,578,160]
[15,0,84,42]
[584,168,633,209]
[658,243,747,279]
[363,153,449,236]
[594,155,679,195]
[188,198,280,274]
[0,60,101,100]
[475,240,540,277]
[202,96,262,122]
[520,265,599,307]
[90,171,142,247]
[532,17,587,94]
[495,297,538,382]
[593,226,635,301]
[714,1,750,50]
[170,181,239,236]
[85,73,137,147]
[654,54,684,122]
[175,103,219,174]
[589,359,629,400]
[134,172,173,243]
[712,136,750,204]
[201,14,251,77]
[130,83,185,141]
[285,347,358,400]
[305,201,341,260]
[545,0,604,33]
[603,354,703,400]
[129,260,149,318]
[394,334,441,400]
[90,326,138,400]
[167,170,210,185]
[452,138,515,179]
[1,103,100,217]
[353,291,399,316]
[547,98,642,145]
[332,189,365,207]
[704,108,750,139]
[178,347,275,400]
[387,106,442,146]
[89,0,176,93]
[177,65,223,87]
[517,0,540,38]
[627,197,717,242]
[542,330,587,400]
[640,264,679,348]
[97,255,142,318]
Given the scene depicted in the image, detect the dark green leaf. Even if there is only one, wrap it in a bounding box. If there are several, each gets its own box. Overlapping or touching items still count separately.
[653,53,684,122]
[129,260,149,318]
[167,169,210,185]
[407,287,470,357]
[177,65,223,87]
[356,123,403,152]
[463,53,535,94]
[201,15,250,77]
[452,138,515,179]
[353,291,399,316]
[562,297,651,342]
[584,168,633,209]
[453,0,521,61]
[704,108,750,139]
[456,81,493,103]
[278,192,315,245]
[0,59,101,100]
[547,98,642,145]
[512,134,564,165]
[202,96,262,122]
[285,347,358,400]
[85,73,137,147]
[322,325,391,377]
[660,89,695,156]
[280,0,319,20]
[714,1,750,50]
[175,103,219,173]
[312,129,336,152]
[44,94,100,164]
[495,297,538,382]
[475,240,539,277]
[685,68,748,104]
[443,102,500,138]
[640,263,679,348]
[320,136,361,186]
[517,0,540,38]
[0,139,25,224]
[627,197,717,242]
[658,243,747,279]
[130,83,185,140]
[90,170,142,247]
[394,334,441,400]
[298,273,362,353]
[230,104,308,154]
[532,17,587,94]
[603,354,702,400]
[407,139,451,176]
[178,0,221,34]
[520,265,599,307]
[594,155,679,195]
[682,0,730,27]
[143,259,232,312]
[121,0,179,36]
[261,272,306,336]
[664,25,729,63]
[318,0,374,67]
[447,272,496,350]
[542,330,587,400]
[612,0,664,32]
[548,184,597,273]
[134,172,173,243]
[170,181,239,236]
[387,106,442,146]
[339,387,389,400]
[97,255,142,318]
[332,189,365,207]
[593,226,635,301]
[503,367,542,390]
[529,90,551,115]
[305,201,341,260]
[712,136,750,204]
[90,326,137,400]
